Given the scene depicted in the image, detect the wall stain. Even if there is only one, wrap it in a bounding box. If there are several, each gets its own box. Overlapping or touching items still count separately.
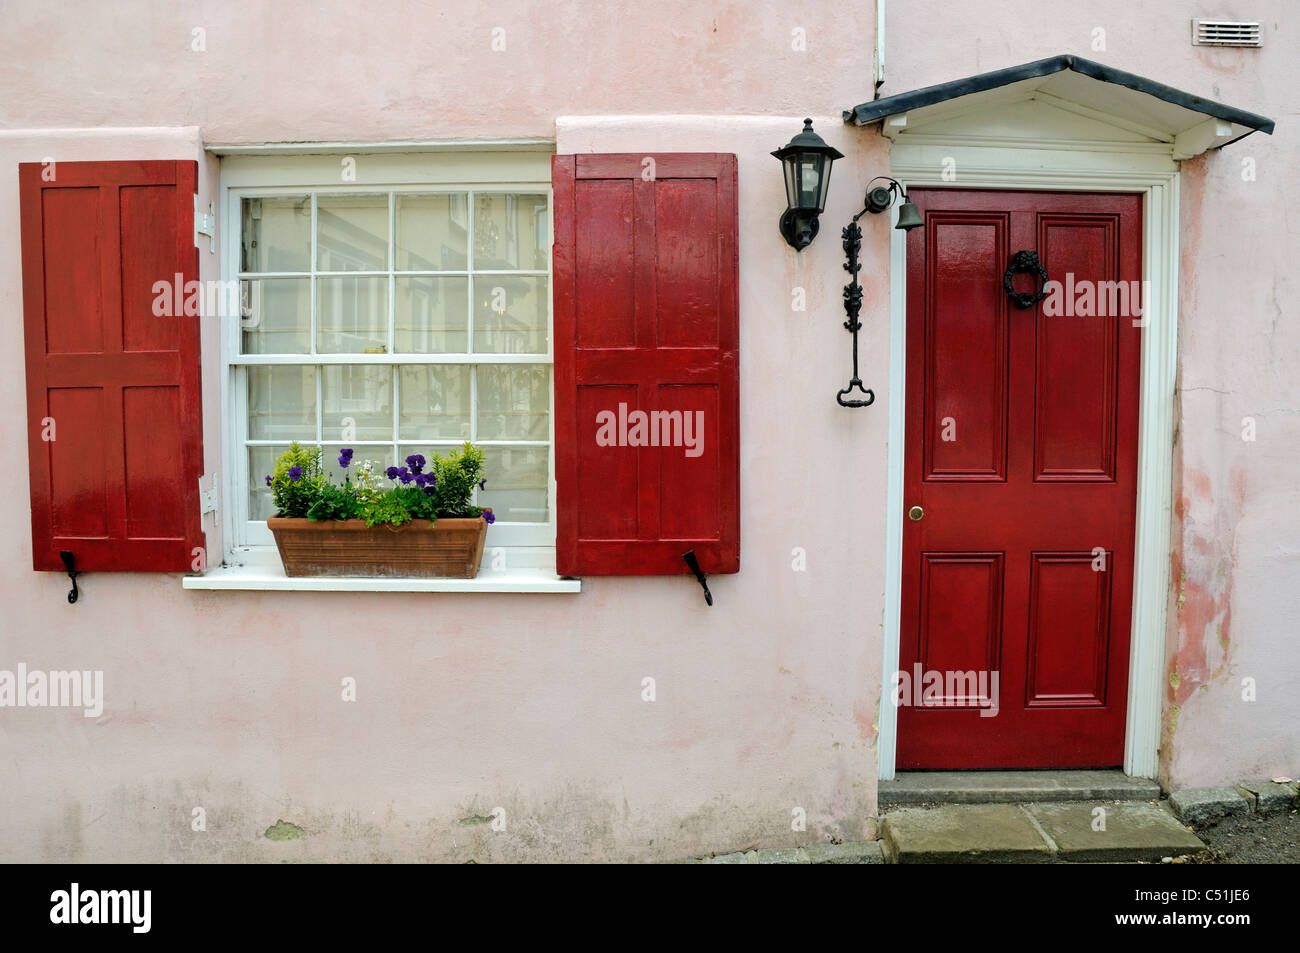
[264,819,306,841]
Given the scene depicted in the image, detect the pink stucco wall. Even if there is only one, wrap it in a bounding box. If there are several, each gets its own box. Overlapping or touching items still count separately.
[0,1,1295,861]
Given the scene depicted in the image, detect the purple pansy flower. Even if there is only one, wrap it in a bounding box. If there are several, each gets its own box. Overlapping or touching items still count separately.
[397,467,413,484]
[288,466,303,482]
[386,466,400,480]
[265,474,272,486]
[483,509,495,525]
[338,448,354,468]
[405,453,425,474]
[414,473,428,487]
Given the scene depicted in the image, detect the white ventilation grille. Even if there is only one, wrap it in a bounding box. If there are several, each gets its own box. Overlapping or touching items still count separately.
[1192,19,1262,47]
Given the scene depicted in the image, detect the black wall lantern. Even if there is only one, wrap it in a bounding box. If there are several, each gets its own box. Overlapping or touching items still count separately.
[772,119,843,250]
[836,177,924,408]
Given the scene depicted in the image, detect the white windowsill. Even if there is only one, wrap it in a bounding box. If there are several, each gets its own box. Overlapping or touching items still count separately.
[182,547,580,593]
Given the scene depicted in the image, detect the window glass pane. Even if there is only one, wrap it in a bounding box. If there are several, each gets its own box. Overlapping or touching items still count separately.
[473,193,548,270]
[397,193,468,270]
[248,366,316,440]
[248,444,295,520]
[241,278,310,354]
[317,277,389,353]
[242,196,310,273]
[317,194,388,271]
[476,365,550,440]
[395,276,468,353]
[322,365,392,440]
[479,446,549,523]
[398,365,471,440]
[322,443,394,487]
[472,276,547,354]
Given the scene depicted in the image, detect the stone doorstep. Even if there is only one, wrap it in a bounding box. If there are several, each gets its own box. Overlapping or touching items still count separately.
[879,769,1161,808]
[881,802,1206,864]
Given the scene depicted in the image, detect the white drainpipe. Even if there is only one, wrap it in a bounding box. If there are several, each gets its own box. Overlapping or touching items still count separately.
[874,0,886,98]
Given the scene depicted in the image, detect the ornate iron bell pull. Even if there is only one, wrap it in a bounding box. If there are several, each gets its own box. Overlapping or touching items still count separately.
[836,215,876,408]
[59,550,81,604]
[1004,250,1049,309]
[682,550,713,606]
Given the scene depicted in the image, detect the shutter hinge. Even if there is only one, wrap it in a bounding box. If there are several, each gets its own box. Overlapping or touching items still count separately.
[194,196,216,254]
[199,473,218,521]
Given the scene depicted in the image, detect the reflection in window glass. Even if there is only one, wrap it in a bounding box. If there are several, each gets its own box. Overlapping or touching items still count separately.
[472,276,548,354]
[322,365,393,441]
[317,194,388,272]
[397,193,468,270]
[476,365,549,441]
[479,446,550,523]
[317,277,388,354]
[395,277,468,353]
[399,365,471,440]
[241,196,310,273]
[248,366,316,440]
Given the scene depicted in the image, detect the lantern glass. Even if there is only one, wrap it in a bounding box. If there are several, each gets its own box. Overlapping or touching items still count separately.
[781,157,798,209]
[798,154,822,208]
[815,156,834,212]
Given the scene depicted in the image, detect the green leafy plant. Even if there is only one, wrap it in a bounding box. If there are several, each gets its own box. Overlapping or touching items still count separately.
[266,441,495,528]
[305,482,360,522]
[268,442,328,518]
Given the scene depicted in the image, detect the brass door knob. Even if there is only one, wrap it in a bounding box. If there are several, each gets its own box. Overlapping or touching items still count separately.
[908,505,924,521]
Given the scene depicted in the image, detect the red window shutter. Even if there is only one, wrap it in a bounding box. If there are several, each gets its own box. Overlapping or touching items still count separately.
[552,153,739,576]
[20,160,204,572]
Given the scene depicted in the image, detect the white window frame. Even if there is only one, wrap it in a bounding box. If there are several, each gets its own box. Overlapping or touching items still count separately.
[216,151,557,569]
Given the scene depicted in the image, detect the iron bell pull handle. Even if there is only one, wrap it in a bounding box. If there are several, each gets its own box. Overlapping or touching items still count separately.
[59,550,80,604]
[837,378,875,407]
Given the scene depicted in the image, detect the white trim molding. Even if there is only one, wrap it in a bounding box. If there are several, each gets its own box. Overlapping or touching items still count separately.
[877,138,1179,781]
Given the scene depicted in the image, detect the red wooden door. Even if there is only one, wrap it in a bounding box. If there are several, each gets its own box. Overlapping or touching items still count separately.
[898,189,1142,769]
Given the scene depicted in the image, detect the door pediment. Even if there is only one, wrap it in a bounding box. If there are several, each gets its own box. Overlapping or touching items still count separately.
[844,55,1274,159]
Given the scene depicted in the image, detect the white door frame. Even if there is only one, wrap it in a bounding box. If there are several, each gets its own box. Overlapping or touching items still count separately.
[877,141,1179,781]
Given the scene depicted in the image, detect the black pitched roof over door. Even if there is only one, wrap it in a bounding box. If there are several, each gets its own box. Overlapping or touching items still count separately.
[844,55,1274,150]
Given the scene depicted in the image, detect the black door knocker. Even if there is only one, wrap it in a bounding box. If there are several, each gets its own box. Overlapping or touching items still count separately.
[1003,250,1049,310]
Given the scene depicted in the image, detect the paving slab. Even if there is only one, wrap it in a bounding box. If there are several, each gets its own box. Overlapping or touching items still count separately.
[1235,780,1299,813]
[804,841,884,864]
[750,847,801,864]
[878,770,1160,808]
[1169,787,1250,826]
[706,851,748,864]
[1026,802,1205,863]
[881,804,1054,863]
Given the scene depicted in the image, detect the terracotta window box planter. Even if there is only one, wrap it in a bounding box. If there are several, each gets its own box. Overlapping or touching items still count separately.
[267,513,490,579]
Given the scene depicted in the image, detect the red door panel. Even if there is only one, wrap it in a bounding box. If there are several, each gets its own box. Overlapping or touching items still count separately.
[898,188,1141,769]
